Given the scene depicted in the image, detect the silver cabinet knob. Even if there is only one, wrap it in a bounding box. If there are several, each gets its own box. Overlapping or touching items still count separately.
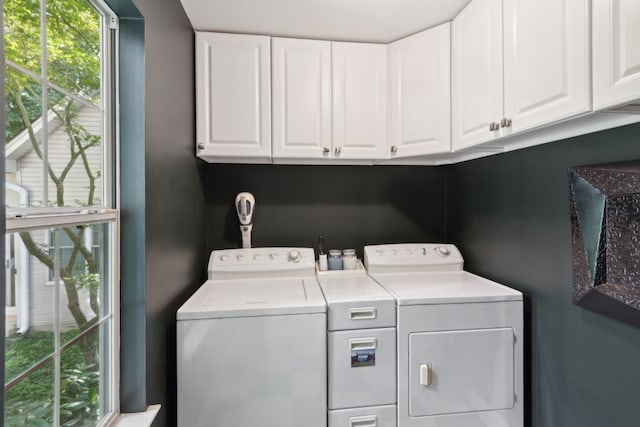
[334,146,341,156]
[500,118,512,128]
[197,143,205,150]
[390,145,398,154]
[322,147,330,155]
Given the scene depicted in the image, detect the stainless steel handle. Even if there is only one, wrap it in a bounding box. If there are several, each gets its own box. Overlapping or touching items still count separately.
[489,122,500,131]
[334,146,342,156]
[500,118,512,128]
[197,143,205,150]
[390,145,398,154]
[323,147,330,154]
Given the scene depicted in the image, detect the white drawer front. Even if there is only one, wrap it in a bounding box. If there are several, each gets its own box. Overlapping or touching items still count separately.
[329,328,396,409]
[329,299,396,331]
[329,405,396,427]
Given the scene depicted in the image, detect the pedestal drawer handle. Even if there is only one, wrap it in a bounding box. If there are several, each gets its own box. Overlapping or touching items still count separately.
[349,338,377,351]
[349,415,377,427]
[349,307,377,320]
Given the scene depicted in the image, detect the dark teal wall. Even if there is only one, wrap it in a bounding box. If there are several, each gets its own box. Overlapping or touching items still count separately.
[447,122,640,427]
[205,164,446,255]
[117,15,147,414]
[124,0,207,425]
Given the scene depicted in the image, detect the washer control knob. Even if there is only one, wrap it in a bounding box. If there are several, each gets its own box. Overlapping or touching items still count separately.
[269,252,277,260]
[220,255,228,262]
[287,250,301,263]
[253,254,261,260]
[236,254,245,261]
[391,249,397,255]
[435,246,451,257]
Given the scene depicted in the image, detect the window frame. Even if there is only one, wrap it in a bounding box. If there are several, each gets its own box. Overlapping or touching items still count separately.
[3,0,121,423]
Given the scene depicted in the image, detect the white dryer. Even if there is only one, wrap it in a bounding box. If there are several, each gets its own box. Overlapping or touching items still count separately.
[177,248,327,427]
[365,244,523,427]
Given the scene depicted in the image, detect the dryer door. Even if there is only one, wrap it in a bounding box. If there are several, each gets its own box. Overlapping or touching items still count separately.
[408,328,514,417]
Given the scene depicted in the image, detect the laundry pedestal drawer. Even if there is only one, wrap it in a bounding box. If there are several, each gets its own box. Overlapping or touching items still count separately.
[329,404,397,427]
[328,327,396,409]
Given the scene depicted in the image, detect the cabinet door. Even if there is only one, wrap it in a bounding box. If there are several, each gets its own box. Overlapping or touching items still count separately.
[452,0,504,151]
[272,38,331,159]
[593,0,640,110]
[332,42,388,160]
[389,23,451,158]
[195,32,271,161]
[503,0,590,134]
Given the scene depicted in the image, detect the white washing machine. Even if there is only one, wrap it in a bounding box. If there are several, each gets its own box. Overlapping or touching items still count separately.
[365,244,523,427]
[317,267,397,427]
[177,247,327,427]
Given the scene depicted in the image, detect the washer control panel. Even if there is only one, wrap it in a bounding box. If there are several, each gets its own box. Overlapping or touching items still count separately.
[364,244,463,273]
[208,247,316,279]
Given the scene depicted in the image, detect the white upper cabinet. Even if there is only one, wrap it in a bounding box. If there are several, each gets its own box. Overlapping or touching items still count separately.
[452,0,503,151]
[272,38,332,159]
[389,23,451,158]
[593,0,640,110]
[195,32,271,162]
[272,38,388,161]
[332,42,388,160]
[503,0,591,134]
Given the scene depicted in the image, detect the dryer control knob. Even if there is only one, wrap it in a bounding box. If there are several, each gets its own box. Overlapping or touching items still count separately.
[287,250,301,263]
[435,246,451,257]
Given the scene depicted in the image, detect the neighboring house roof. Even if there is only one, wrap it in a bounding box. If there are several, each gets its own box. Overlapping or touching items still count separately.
[6,110,65,158]
[5,110,63,173]
[5,104,102,207]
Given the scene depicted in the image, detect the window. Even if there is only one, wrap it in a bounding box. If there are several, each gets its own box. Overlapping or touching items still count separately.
[3,0,119,425]
[46,225,101,282]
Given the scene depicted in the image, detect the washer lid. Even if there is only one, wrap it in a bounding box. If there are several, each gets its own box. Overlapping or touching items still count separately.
[369,271,522,305]
[177,277,326,320]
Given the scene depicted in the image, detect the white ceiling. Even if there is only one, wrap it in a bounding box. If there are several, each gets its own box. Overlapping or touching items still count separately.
[180,0,472,43]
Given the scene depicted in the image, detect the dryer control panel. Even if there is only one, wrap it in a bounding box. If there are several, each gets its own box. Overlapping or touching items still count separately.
[364,244,463,273]
[208,247,316,279]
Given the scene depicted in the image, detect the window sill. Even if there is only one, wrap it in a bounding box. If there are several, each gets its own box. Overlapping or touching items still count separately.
[111,405,161,427]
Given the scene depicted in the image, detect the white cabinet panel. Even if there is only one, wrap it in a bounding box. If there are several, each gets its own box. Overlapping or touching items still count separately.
[503,0,590,134]
[332,43,388,160]
[390,23,451,158]
[329,405,396,427]
[195,32,271,161]
[452,0,504,151]
[594,0,640,110]
[272,38,332,159]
